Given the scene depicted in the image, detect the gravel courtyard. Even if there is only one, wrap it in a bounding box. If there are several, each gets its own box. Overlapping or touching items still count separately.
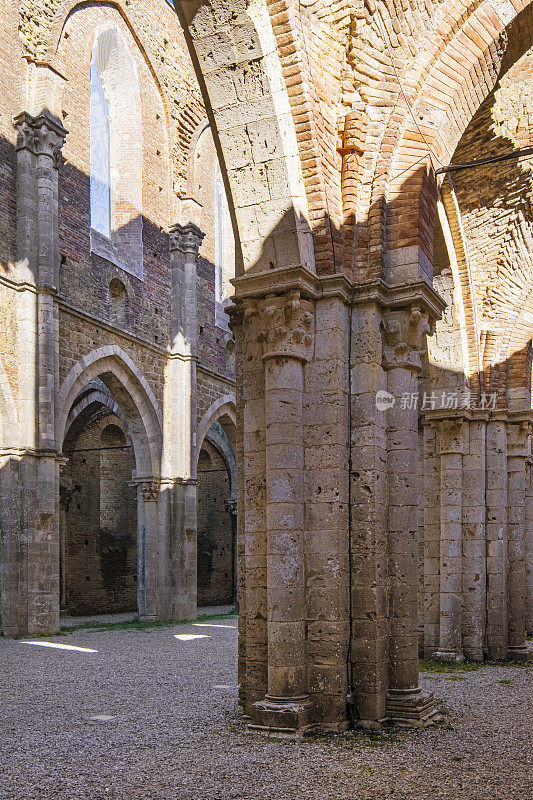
[1,618,531,800]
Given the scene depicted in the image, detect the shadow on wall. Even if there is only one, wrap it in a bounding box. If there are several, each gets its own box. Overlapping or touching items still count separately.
[0,117,236,632]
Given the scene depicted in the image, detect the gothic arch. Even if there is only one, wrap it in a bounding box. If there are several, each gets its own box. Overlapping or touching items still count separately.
[203,422,237,500]
[195,393,236,463]
[45,0,170,119]
[57,346,163,478]
[64,380,128,438]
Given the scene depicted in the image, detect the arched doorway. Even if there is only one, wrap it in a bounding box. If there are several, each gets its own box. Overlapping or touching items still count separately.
[60,382,137,615]
[197,433,236,606]
[57,347,164,621]
[195,402,237,609]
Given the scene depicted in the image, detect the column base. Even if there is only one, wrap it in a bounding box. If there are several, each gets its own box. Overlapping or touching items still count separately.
[138,614,157,622]
[386,688,439,727]
[506,645,532,663]
[248,695,315,736]
[433,650,465,664]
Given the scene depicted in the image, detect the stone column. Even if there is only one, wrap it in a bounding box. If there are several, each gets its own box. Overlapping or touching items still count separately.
[225,497,238,604]
[350,301,389,725]
[422,419,440,659]
[383,306,436,725]
[506,417,531,661]
[435,417,465,663]
[12,109,67,635]
[166,222,205,620]
[461,414,487,661]
[136,480,160,621]
[249,290,314,734]
[486,417,508,659]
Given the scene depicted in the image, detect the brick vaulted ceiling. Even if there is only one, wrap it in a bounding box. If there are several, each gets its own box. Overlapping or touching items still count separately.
[444,44,533,394]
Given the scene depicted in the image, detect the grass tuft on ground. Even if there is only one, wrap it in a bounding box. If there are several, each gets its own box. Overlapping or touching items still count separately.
[14,612,239,638]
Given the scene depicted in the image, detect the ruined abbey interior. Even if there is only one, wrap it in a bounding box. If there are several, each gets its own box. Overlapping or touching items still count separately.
[1,0,533,787]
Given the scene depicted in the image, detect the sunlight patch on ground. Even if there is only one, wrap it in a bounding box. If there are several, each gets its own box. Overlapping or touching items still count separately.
[19,641,98,653]
[193,623,237,629]
[174,634,210,641]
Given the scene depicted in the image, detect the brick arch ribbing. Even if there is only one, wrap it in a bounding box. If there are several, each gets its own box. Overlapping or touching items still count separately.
[377,0,533,272]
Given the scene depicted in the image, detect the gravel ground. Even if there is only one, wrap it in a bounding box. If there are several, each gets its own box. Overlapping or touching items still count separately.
[0,620,531,800]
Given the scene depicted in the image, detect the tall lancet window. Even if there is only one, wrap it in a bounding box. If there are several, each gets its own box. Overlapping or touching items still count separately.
[90,62,111,238]
[214,162,225,306]
[89,23,143,278]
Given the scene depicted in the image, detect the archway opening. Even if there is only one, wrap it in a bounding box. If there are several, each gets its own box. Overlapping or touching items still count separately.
[196,417,237,608]
[60,382,138,616]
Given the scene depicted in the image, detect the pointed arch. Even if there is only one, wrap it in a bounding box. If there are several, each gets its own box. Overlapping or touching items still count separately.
[196,394,236,460]
[57,346,162,478]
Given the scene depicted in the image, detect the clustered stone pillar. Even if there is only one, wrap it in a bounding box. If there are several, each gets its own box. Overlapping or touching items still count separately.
[166,222,205,620]
[421,408,533,663]
[249,290,314,733]
[383,306,436,724]
[10,109,67,635]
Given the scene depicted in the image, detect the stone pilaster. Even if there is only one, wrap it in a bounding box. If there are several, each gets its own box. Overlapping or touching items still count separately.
[383,305,437,725]
[506,416,531,661]
[247,289,315,734]
[166,222,205,621]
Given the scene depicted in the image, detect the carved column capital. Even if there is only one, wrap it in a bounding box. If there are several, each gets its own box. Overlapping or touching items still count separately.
[437,417,467,455]
[137,480,160,502]
[168,221,205,255]
[382,305,432,373]
[507,418,532,457]
[225,498,237,516]
[13,110,67,166]
[242,290,314,363]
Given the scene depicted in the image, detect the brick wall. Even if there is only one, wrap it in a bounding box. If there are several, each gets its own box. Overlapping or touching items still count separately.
[62,411,137,615]
[197,446,235,606]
